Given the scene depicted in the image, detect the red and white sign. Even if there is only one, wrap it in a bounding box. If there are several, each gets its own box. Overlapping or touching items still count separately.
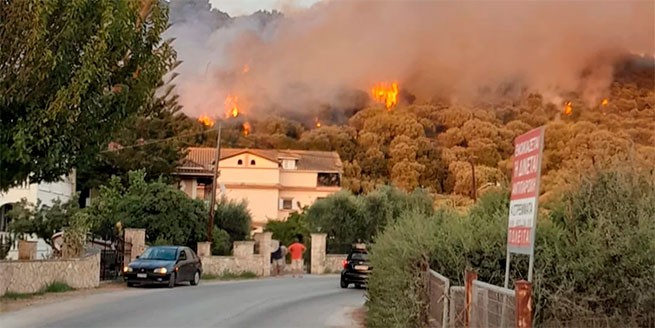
[507,127,544,254]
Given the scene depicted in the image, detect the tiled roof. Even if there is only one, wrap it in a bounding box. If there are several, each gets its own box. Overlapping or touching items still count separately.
[178,148,343,173]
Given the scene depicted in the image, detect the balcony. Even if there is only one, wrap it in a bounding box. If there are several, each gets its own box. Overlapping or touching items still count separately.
[317,172,340,187]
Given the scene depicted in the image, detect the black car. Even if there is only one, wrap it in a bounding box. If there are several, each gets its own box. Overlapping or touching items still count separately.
[123,246,202,288]
[340,245,371,289]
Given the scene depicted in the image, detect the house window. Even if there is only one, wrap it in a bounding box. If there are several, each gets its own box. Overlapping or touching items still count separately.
[237,159,243,165]
[280,199,293,210]
[250,159,256,165]
[317,172,341,187]
[281,159,297,170]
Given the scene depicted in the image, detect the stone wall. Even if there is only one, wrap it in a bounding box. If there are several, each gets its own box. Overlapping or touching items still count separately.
[0,251,100,296]
[325,254,347,274]
[201,255,266,276]
[199,232,272,277]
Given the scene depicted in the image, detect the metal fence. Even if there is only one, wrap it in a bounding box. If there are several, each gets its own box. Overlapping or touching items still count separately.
[427,269,450,328]
[425,268,525,328]
[470,280,516,328]
[449,286,466,328]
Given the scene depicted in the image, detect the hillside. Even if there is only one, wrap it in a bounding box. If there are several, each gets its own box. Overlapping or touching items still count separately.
[181,56,654,203]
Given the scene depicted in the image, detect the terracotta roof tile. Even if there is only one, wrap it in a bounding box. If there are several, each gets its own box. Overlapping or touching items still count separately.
[180,148,342,172]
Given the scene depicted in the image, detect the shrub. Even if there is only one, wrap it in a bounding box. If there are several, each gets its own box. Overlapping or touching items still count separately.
[214,197,252,243]
[366,210,440,328]
[534,170,655,324]
[265,210,311,247]
[368,169,655,327]
[87,170,207,248]
[211,228,232,256]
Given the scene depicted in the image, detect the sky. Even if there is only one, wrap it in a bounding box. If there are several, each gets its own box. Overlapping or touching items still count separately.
[209,0,321,16]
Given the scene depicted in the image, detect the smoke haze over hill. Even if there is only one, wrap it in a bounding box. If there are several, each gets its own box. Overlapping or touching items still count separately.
[165,0,655,118]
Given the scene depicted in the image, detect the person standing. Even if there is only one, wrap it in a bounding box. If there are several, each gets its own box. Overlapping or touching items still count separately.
[271,244,288,276]
[288,238,306,278]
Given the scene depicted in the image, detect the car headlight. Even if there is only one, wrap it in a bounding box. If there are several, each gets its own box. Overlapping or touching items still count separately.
[123,266,133,273]
[154,267,168,274]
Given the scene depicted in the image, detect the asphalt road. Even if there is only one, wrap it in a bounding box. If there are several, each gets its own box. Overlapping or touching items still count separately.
[1,275,365,328]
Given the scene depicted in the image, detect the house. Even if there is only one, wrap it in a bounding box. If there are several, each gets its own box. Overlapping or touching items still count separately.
[0,173,76,260]
[175,148,342,232]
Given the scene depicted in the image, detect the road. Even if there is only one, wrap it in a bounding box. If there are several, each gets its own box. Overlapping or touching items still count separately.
[0,275,365,328]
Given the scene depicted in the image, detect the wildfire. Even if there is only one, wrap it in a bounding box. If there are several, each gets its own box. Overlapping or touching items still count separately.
[224,95,240,118]
[601,98,609,106]
[315,118,321,128]
[371,81,399,110]
[243,122,251,136]
[563,101,573,115]
[198,115,215,127]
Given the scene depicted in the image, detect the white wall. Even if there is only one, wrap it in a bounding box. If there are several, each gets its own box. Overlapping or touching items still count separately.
[0,172,76,260]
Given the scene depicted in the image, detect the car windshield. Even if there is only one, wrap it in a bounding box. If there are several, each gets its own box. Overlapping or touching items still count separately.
[139,247,177,261]
[349,252,368,261]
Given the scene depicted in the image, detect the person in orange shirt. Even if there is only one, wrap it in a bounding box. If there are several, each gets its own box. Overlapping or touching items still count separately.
[287,238,306,278]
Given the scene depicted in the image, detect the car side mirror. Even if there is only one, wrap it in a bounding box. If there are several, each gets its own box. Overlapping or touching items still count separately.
[136,255,140,259]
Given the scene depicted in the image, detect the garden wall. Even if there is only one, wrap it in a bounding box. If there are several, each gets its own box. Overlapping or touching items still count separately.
[198,233,272,277]
[0,250,100,296]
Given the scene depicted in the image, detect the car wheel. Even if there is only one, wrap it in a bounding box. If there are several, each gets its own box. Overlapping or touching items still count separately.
[127,282,135,287]
[340,279,348,289]
[191,271,200,286]
[168,273,176,288]
[355,283,362,289]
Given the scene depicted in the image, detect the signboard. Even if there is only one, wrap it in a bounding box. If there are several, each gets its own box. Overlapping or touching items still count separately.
[507,127,544,255]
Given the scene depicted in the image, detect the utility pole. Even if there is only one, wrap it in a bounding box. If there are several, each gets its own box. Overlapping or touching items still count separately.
[470,159,477,202]
[207,123,222,242]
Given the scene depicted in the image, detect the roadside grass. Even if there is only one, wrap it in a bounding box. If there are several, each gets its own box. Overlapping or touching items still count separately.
[202,271,258,281]
[1,282,74,300]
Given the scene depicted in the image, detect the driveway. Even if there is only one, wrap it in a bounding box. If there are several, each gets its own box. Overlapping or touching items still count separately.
[0,275,365,328]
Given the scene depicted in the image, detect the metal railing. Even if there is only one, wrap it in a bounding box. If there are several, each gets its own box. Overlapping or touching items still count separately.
[449,286,466,328]
[470,280,516,328]
[427,269,450,328]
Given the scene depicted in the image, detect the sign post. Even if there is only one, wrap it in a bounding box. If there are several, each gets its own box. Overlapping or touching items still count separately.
[504,126,545,288]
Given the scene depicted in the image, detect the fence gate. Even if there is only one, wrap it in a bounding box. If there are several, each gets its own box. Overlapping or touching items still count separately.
[97,233,133,281]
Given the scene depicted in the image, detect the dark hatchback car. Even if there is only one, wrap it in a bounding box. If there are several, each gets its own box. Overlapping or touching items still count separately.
[123,246,202,288]
[340,245,371,289]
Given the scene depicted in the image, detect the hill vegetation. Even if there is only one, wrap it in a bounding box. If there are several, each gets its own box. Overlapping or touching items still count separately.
[180,58,654,201]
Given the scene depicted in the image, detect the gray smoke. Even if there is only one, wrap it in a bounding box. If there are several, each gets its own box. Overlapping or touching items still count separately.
[165,0,655,118]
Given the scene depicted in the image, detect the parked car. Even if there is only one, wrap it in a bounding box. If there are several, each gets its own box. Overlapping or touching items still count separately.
[123,246,202,288]
[340,244,371,289]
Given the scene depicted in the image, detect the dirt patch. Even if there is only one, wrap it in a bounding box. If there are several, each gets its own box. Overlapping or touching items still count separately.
[0,281,127,313]
[350,306,367,328]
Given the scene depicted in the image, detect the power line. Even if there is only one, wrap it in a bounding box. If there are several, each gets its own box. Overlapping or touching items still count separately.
[100,126,220,153]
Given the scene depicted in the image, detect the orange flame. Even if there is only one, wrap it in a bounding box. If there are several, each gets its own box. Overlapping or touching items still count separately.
[225,95,240,118]
[243,122,251,136]
[198,115,215,127]
[371,81,399,110]
[315,118,321,128]
[563,101,573,115]
[601,98,609,106]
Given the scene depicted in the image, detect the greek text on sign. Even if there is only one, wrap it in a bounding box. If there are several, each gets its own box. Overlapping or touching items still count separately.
[507,127,544,255]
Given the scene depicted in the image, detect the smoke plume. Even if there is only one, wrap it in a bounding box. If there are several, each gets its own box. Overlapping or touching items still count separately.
[165,0,655,118]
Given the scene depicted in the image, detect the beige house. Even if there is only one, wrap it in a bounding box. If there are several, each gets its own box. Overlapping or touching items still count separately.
[175,148,342,231]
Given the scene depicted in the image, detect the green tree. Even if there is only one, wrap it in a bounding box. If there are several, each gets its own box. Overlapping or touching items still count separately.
[214,197,252,243]
[265,210,311,247]
[76,73,189,191]
[305,191,365,248]
[8,196,84,249]
[0,0,175,190]
[86,170,207,247]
